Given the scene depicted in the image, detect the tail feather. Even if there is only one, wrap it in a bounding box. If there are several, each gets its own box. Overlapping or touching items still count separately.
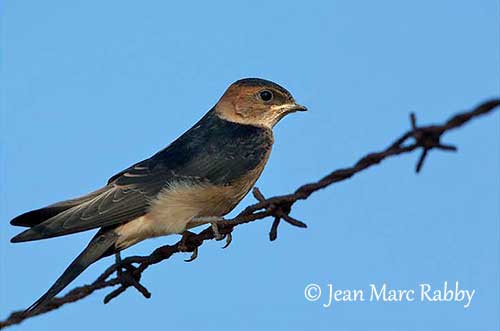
[26,230,118,314]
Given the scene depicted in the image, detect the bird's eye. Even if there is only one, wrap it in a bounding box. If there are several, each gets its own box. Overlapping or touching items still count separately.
[259,90,273,102]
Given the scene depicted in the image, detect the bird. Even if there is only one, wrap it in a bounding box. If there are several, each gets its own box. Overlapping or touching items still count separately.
[10,77,307,312]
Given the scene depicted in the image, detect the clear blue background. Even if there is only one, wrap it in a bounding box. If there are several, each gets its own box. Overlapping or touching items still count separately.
[1,1,498,330]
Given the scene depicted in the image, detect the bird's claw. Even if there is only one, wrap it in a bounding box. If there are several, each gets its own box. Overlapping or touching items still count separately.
[221,232,232,249]
[210,220,233,249]
[188,216,232,246]
[184,246,198,262]
[179,230,200,262]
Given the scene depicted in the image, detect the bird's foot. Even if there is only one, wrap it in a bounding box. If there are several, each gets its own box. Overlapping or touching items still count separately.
[209,219,233,248]
[208,218,225,241]
[184,246,198,262]
[179,230,199,262]
[188,216,233,248]
[221,232,232,249]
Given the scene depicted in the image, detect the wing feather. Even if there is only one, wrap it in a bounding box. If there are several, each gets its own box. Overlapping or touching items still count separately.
[11,179,163,242]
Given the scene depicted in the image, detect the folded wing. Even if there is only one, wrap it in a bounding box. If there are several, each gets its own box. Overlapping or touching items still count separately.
[10,161,167,243]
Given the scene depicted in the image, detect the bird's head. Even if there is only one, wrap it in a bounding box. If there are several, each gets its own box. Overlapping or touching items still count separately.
[215,78,307,129]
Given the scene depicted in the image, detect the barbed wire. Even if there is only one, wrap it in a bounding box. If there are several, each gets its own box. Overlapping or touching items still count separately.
[1,98,498,329]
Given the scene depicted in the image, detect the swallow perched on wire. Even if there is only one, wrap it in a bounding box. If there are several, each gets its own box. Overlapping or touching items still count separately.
[10,77,307,312]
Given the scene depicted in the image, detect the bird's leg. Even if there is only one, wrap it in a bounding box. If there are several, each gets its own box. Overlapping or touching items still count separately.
[209,217,224,241]
[188,216,226,240]
[187,216,233,248]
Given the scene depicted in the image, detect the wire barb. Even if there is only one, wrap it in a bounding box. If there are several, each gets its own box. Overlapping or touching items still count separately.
[408,112,459,173]
[253,187,306,241]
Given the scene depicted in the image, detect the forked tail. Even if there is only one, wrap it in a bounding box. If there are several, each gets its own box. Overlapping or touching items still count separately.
[26,230,118,314]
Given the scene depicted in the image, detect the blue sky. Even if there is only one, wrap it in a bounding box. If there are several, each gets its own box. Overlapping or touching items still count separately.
[1,1,498,330]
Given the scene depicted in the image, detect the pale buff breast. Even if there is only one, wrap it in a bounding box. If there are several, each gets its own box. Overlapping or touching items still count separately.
[114,149,271,250]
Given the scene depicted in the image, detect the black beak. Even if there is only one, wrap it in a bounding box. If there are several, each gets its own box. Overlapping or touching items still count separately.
[293,103,308,112]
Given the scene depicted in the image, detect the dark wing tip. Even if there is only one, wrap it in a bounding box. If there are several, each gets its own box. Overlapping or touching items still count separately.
[10,214,29,226]
[10,206,69,227]
[10,209,46,227]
